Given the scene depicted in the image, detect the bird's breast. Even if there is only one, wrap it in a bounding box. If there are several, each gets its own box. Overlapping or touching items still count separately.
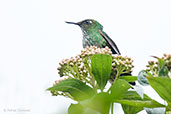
[82,32,106,48]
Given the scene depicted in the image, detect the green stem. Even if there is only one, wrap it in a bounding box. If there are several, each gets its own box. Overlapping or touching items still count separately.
[67,66,76,77]
[107,66,125,93]
[83,57,97,88]
[111,102,114,114]
[74,63,81,79]
[114,66,124,83]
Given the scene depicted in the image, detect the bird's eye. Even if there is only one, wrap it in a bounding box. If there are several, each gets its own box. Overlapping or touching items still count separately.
[85,20,92,25]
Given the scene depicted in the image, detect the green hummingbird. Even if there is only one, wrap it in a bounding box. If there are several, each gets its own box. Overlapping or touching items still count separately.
[66,19,121,55]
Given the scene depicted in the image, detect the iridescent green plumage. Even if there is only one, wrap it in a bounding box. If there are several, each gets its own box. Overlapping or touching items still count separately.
[66,19,121,55]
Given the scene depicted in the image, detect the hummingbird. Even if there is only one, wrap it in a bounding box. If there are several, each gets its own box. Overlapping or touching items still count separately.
[66,19,121,55]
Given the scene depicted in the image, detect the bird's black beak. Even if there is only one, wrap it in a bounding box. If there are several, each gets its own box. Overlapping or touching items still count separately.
[65,21,80,26]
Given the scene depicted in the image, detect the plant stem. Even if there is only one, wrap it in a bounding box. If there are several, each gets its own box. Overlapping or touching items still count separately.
[114,66,124,83]
[111,102,114,114]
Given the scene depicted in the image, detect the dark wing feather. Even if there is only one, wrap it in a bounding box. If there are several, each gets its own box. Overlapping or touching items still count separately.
[99,31,121,55]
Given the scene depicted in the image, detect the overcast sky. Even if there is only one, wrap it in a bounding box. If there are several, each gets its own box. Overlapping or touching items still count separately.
[0,0,171,114]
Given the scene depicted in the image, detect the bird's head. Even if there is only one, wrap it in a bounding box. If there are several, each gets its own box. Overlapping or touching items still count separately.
[66,19,103,33]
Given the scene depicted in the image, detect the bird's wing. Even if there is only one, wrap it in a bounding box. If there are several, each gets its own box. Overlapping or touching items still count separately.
[99,30,121,55]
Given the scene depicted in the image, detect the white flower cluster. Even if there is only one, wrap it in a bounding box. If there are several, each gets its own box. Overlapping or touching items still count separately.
[51,46,135,96]
[146,53,171,77]
[80,46,112,57]
[57,46,113,77]
[163,54,171,70]
[112,55,134,72]
[57,46,134,83]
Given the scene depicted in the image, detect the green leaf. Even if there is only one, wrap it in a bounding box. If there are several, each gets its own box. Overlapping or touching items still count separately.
[68,103,84,114]
[138,70,149,86]
[110,79,131,100]
[167,102,171,111]
[147,76,171,102]
[114,91,165,108]
[152,56,169,77]
[158,58,168,77]
[69,103,99,114]
[83,108,99,114]
[47,78,95,101]
[119,76,137,82]
[87,92,111,114]
[122,104,143,114]
[91,54,112,90]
